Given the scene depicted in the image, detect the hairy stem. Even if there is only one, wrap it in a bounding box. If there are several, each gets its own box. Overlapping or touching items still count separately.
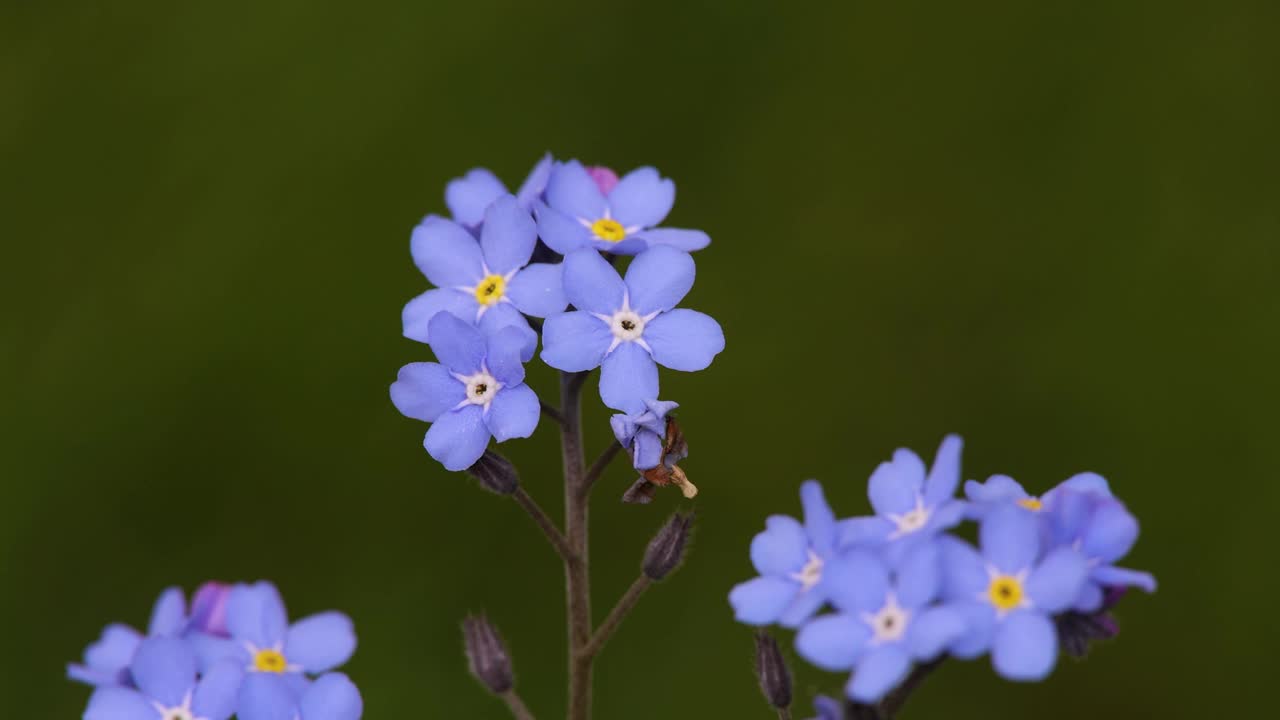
[777,709,792,720]
[581,441,623,497]
[501,690,536,720]
[512,487,574,564]
[560,371,592,720]
[540,400,566,428]
[878,658,944,718]
[579,575,652,659]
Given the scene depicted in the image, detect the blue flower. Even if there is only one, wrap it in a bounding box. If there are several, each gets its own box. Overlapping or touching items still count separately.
[84,637,242,720]
[610,399,683,470]
[1042,489,1156,612]
[964,471,1111,519]
[69,586,189,687]
[445,153,553,230]
[535,160,710,255]
[808,695,843,720]
[795,544,967,703]
[191,582,355,687]
[541,247,724,411]
[837,436,967,563]
[403,195,567,359]
[237,672,363,720]
[391,314,540,471]
[940,505,1089,681]
[729,482,846,628]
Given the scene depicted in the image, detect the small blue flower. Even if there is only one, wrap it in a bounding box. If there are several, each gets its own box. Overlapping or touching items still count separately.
[69,586,189,687]
[535,160,710,255]
[237,672,363,720]
[392,314,540,471]
[964,471,1111,519]
[808,695,843,720]
[541,247,724,411]
[795,544,967,703]
[445,153,553,230]
[729,482,845,628]
[1043,489,1156,612]
[403,195,567,359]
[610,399,683,470]
[940,505,1089,681]
[84,637,242,720]
[191,582,355,688]
[837,436,967,563]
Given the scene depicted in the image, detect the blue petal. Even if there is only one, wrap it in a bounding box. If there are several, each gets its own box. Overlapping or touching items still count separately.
[485,383,539,442]
[1073,581,1105,613]
[610,414,637,445]
[980,504,1040,574]
[847,646,912,703]
[867,449,925,516]
[779,585,829,628]
[84,687,157,720]
[965,475,1029,503]
[906,606,967,661]
[390,363,464,423]
[800,481,837,554]
[67,664,127,687]
[82,624,142,677]
[409,215,485,288]
[623,246,695,316]
[1092,565,1157,593]
[922,434,962,506]
[445,168,507,228]
[485,326,529,386]
[1055,471,1112,497]
[540,311,612,372]
[607,166,674,229]
[130,637,196,707]
[728,576,799,626]
[599,342,659,413]
[191,661,243,720]
[1044,488,1094,545]
[147,587,186,636]
[237,674,297,720]
[285,612,356,674]
[299,673,363,720]
[836,516,893,548]
[187,633,244,673]
[476,303,537,362]
[595,236,647,255]
[938,536,987,600]
[643,309,724,371]
[992,611,1057,681]
[402,288,476,344]
[896,542,942,608]
[749,516,809,575]
[480,195,536,275]
[1026,547,1089,613]
[514,153,554,209]
[1082,500,1139,563]
[813,695,844,720]
[825,550,889,614]
[631,428,664,470]
[631,227,711,252]
[423,405,490,472]
[926,500,967,533]
[562,248,625,314]
[948,601,997,659]
[227,582,289,648]
[534,202,591,255]
[505,263,567,318]
[547,160,607,220]
[795,614,869,671]
[426,313,486,375]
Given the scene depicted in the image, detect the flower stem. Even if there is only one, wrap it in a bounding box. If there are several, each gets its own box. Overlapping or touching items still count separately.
[777,709,792,720]
[501,690,536,720]
[579,575,652,659]
[877,658,944,718]
[560,371,592,720]
[581,441,623,497]
[512,487,575,564]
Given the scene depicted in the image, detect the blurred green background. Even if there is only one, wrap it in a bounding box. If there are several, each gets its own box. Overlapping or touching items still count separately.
[3,0,1277,717]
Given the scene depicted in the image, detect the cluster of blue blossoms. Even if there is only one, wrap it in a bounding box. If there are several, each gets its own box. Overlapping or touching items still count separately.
[391,154,724,477]
[68,581,361,720]
[730,436,1156,709]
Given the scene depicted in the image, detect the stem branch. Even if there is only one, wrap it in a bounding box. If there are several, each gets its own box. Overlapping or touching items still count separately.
[511,487,574,564]
[580,575,652,659]
[500,690,536,720]
[581,441,623,497]
[560,372,593,720]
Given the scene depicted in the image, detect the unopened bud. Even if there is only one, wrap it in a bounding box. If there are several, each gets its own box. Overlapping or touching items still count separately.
[643,512,693,581]
[189,582,232,637]
[753,630,792,710]
[1055,610,1120,658]
[466,450,519,495]
[462,614,514,694]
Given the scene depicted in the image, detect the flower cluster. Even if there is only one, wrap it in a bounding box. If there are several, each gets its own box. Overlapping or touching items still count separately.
[393,155,724,477]
[69,581,362,720]
[730,436,1155,706]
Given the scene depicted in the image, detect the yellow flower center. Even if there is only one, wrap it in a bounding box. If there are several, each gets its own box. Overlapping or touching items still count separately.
[1017,497,1043,511]
[987,575,1025,612]
[590,218,626,242]
[253,648,288,673]
[473,274,506,306]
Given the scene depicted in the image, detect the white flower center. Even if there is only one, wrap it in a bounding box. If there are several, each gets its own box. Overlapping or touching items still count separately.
[152,693,204,720]
[888,495,930,538]
[610,309,645,341]
[461,371,501,408]
[862,594,911,644]
[789,550,824,592]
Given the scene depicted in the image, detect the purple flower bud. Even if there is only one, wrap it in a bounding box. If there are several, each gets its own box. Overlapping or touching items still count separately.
[466,451,519,495]
[643,512,693,581]
[188,582,232,637]
[753,630,792,711]
[585,165,619,195]
[462,614,514,694]
[1055,610,1120,658]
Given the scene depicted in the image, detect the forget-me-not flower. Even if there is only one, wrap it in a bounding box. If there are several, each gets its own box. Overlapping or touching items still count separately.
[541,246,724,412]
[84,637,242,720]
[445,153,553,230]
[964,472,1111,519]
[1043,489,1156,612]
[796,544,966,703]
[535,160,710,255]
[68,586,189,687]
[237,672,363,720]
[940,505,1088,680]
[403,195,567,359]
[610,399,682,471]
[729,482,846,628]
[392,313,539,471]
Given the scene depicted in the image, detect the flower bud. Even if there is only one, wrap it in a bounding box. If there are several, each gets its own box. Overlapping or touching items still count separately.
[621,478,656,504]
[753,630,792,711]
[642,512,693,581]
[188,582,232,637]
[462,614,514,694]
[466,450,519,495]
[1055,610,1120,658]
